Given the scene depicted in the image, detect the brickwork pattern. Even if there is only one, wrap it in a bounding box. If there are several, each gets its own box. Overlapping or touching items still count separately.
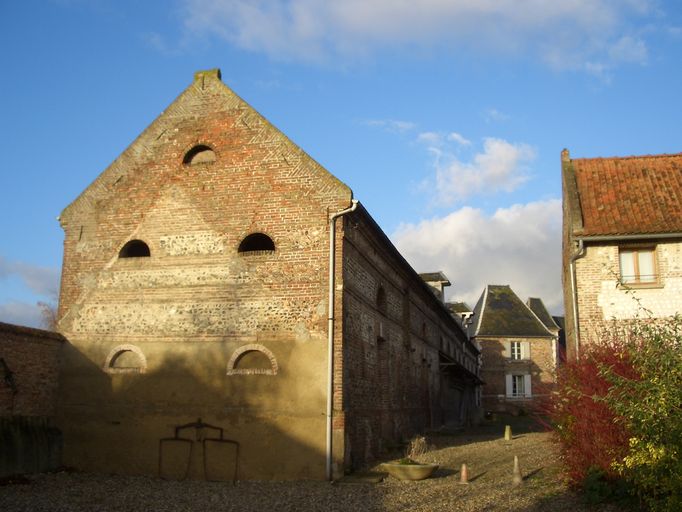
[56,71,352,479]
[574,241,682,346]
[478,335,556,414]
[341,211,480,467]
[0,323,65,417]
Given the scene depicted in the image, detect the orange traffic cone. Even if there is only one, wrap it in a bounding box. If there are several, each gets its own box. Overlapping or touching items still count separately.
[459,463,469,485]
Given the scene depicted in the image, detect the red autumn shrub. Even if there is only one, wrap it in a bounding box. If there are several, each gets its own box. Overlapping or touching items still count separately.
[543,341,638,485]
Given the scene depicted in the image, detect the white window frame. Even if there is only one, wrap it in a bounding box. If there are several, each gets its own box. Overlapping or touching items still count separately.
[619,246,658,285]
[510,341,522,360]
[506,373,532,398]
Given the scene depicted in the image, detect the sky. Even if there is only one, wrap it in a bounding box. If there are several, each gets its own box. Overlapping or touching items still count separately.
[2,0,682,328]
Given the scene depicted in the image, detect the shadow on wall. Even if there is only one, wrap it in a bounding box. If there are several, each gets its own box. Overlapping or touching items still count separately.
[56,338,337,481]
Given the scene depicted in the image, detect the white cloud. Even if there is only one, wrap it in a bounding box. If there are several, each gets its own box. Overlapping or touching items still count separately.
[417,131,443,145]
[365,119,416,133]
[447,132,471,146]
[180,0,655,72]
[392,199,563,313]
[0,301,45,329]
[420,136,536,205]
[0,256,60,297]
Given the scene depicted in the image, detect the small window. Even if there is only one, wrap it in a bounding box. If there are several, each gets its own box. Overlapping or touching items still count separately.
[619,247,657,284]
[238,233,275,254]
[183,145,216,165]
[376,286,387,314]
[506,373,531,398]
[510,341,522,360]
[512,374,525,397]
[119,240,150,258]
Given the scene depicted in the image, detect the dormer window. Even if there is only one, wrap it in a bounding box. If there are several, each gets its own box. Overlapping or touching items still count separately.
[183,145,216,165]
[238,233,275,255]
[119,240,151,258]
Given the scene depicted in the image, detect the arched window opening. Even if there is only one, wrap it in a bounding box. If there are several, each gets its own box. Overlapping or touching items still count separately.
[227,344,278,375]
[104,344,147,374]
[235,351,271,370]
[183,145,216,165]
[238,233,275,254]
[376,285,387,315]
[119,240,151,258]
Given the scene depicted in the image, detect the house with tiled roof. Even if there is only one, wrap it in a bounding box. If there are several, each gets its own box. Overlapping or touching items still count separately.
[469,285,558,414]
[562,149,682,359]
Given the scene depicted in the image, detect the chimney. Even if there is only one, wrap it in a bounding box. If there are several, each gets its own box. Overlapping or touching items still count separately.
[419,272,451,302]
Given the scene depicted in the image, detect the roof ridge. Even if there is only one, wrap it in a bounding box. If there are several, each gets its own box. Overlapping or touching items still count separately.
[524,298,557,337]
[572,152,682,163]
[473,285,488,337]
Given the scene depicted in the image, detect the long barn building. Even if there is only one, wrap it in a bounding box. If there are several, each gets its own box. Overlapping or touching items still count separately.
[55,69,481,479]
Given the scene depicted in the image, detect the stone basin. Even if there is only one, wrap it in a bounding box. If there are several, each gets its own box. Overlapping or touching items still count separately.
[381,462,439,481]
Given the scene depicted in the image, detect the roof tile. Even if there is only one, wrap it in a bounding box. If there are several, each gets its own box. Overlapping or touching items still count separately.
[570,153,682,236]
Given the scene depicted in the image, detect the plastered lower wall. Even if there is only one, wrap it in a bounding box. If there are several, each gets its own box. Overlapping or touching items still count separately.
[575,241,682,346]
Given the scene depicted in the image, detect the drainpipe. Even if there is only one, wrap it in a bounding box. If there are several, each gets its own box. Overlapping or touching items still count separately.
[326,198,359,481]
[569,239,585,359]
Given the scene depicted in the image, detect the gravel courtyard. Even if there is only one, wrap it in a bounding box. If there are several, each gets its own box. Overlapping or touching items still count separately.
[1,418,616,512]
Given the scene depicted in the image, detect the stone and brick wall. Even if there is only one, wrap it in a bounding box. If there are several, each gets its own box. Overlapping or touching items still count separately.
[0,322,64,417]
[341,210,480,468]
[573,240,682,347]
[56,70,353,479]
[0,322,65,477]
[478,335,556,414]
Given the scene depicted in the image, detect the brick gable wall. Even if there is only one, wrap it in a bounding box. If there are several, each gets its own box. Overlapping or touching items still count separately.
[56,72,353,479]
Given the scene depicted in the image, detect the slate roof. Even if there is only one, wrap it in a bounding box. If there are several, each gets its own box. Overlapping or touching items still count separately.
[446,302,472,314]
[527,298,560,332]
[564,151,682,236]
[470,285,554,338]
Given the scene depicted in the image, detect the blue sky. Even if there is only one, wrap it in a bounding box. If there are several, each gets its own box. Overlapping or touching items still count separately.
[2,0,682,327]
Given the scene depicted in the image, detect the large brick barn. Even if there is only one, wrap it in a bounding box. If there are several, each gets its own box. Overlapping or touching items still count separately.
[55,69,481,480]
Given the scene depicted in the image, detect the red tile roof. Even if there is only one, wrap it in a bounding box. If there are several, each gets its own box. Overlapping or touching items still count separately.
[570,153,682,236]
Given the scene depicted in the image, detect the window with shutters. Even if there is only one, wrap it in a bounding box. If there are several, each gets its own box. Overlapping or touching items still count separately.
[506,373,532,398]
[510,341,522,360]
[512,374,525,397]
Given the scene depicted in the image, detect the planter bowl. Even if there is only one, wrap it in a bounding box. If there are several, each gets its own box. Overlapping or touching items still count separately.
[382,462,439,481]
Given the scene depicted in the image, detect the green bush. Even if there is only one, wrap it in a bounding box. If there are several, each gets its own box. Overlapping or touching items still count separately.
[549,315,682,510]
[599,318,682,511]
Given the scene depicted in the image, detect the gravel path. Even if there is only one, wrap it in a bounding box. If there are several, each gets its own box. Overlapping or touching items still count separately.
[1,422,616,512]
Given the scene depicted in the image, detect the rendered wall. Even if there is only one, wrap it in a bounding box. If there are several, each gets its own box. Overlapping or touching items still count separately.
[56,71,352,480]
